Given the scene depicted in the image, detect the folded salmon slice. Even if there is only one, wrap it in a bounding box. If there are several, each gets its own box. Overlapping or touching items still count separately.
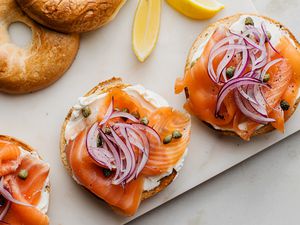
[66,88,191,215]
[175,27,300,140]
[0,140,50,225]
[0,141,21,177]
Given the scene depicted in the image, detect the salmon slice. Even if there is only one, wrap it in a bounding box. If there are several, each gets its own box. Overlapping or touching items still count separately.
[175,28,300,140]
[0,140,21,177]
[1,151,50,224]
[142,107,191,176]
[66,129,144,216]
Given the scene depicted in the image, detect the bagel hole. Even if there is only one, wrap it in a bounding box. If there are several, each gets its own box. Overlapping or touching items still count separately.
[8,22,32,48]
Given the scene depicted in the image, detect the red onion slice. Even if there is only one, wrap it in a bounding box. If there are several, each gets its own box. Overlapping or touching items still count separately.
[261,58,283,79]
[0,200,10,221]
[109,111,139,123]
[99,98,114,126]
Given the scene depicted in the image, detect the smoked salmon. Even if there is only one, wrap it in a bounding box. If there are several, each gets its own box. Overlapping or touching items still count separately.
[0,137,50,225]
[63,80,191,216]
[175,15,300,140]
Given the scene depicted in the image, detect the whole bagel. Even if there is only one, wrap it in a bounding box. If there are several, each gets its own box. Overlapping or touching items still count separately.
[16,0,127,33]
[0,0,80,94]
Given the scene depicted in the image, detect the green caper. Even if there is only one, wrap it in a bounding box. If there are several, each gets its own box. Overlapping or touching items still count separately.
[266,31,272,41]
[102,168,112,177]
[82,107,91,118]
[18,169,28,180]
[97,135,103,147]
[103,127,111,135]
[280,100,290,111]
[140,117,149,125]
[163,135,173,144]
[263,73,270,82]
[122,108,129,113]
[245,17,254,26]
[226,66,236,78]
[131,111,140,119]
[172,130,182,139]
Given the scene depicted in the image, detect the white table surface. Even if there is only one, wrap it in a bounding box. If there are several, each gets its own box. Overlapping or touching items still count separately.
[129,1,300,224]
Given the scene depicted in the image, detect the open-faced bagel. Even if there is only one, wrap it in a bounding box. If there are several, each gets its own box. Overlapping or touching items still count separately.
[16,0,127,33]
[0,0,80,94]
[181,14,300,139]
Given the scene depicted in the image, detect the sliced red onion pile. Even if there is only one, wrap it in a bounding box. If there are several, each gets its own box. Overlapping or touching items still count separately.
[208,21,283,124]
[0,177,32,221]
[86,98,160,186]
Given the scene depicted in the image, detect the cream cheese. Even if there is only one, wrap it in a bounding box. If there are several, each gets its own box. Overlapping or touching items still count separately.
[65,84,188,191]
[191,14,296,132]
[19,148,50,214]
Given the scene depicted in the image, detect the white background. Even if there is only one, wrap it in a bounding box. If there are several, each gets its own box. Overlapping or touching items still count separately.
[130,0,300,224]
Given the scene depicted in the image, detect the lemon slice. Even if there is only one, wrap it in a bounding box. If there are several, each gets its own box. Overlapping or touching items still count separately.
[132,0,161,62]
[166,0,224,20]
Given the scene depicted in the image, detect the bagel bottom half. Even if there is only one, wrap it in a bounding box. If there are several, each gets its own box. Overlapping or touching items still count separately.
[60,78,177,214]
[184,14,300,138]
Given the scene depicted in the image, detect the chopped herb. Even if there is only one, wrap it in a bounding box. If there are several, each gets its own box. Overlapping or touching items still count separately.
[82,107,91,118]
[280,100,290,111]
[163,135,173,144]
[172,130,182,139]
[140,117,149,125]
[103,168,112,177]
[263,73,270,82]
[18,169,28,180]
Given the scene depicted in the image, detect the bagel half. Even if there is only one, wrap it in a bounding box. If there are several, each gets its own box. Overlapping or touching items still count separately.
[0,134,50,214]
[60,77,178,213]
[16,0,127,33]
[0,0,80,94]
[184,14,300,138]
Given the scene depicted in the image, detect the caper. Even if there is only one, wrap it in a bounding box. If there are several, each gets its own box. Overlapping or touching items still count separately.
[140,117,149,125]
[102,168,112,177]
[263,73,270,82]
[226,66,236,78]
[266,31,272,41]
[97,135,103,147]
[122,108,129,113]
[18,169,28,180]
[103,127,111,135]
[172,130,182,139]
[280,100,290,111]
[245,17,254,26]
[163,135,173,144]
[82,107,91,118]
[131,111,140,119]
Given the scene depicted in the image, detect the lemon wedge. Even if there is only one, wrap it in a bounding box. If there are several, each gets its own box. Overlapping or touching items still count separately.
[133,0,161,62]
[166,0,224,20]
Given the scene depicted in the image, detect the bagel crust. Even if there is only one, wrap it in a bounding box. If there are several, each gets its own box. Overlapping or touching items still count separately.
[0,0,80,94]
[16,0,127,33]
[184,14,300,138]
[60,77,177,212]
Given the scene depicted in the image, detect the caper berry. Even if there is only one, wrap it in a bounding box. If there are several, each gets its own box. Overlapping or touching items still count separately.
[163,135,173,144]
[102,168,112,177]
[140,117,149,125]
[103,127,111,135]
[131,111,140,119]
[245,17,254,26]
[226,66,236,78]
[122,108,129,113]
[172,130,182,139]
[82,107,91,118]
[280,100,290,111]
[263,73,270,82]
[18,169,28,180]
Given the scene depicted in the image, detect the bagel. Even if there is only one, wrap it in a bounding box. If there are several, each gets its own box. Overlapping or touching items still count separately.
[60,77,190,216]
[0,135,50,224]
[175,14,300,140]
[16,0,127,33]
[0,0,80,94]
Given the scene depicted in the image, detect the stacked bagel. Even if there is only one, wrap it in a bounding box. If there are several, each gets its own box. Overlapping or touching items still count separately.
[0,0,126,94]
